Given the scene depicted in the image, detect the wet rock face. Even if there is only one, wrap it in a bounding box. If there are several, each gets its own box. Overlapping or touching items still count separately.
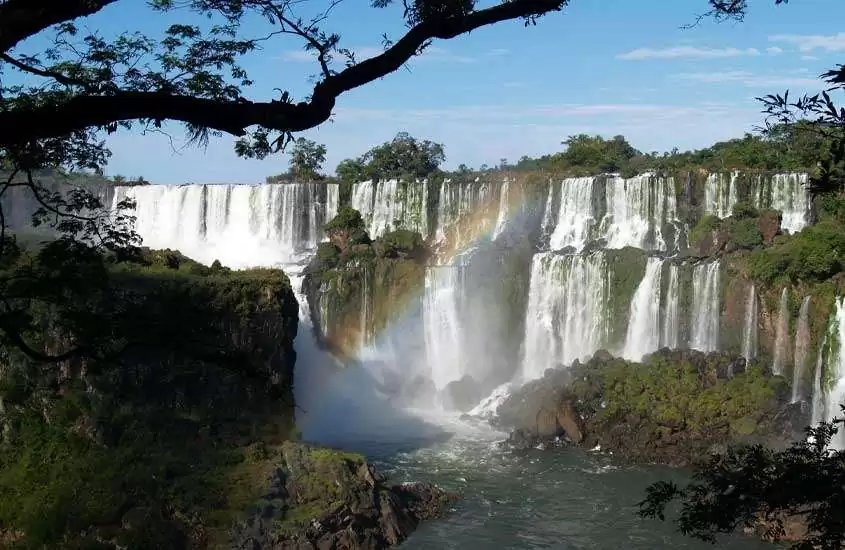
[231,442,456,550]
[497,348,799,467]
[757,210,782,243]
[441,375,483,412]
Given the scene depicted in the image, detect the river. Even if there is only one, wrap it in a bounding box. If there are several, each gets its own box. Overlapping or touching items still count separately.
[295,364,775,550]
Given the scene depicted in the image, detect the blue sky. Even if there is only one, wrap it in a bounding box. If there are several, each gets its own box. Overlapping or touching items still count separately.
[52,0,845,183]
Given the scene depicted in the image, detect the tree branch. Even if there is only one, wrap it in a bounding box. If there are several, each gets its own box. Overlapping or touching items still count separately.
[0,0,119,54]
[0,0,566,146]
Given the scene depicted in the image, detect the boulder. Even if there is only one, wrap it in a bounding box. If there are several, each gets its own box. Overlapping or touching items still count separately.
[231,442,456,549]
[441,375,483,412]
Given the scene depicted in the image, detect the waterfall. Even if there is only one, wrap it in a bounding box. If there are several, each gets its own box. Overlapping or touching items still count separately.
[623,258,663,360]
[436,179,495,249]
[521,252,608,380]
[601,175,678,251]
[811,335,827,427]
[114,182,338,268]
[689,261,721,351]
[773,288,790,376]
[742,284,758,360]
[771,173,811,234]
[815,298,845,450]
[360,265,372,345]
[661,263,680,349]
[548,177,596,251]
[491,177,511,240]
[792,296,812,402]
[350,179,428,238]
[423,265,465,390]
[704,171,738,218]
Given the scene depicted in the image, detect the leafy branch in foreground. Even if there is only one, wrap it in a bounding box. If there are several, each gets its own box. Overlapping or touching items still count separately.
[639,405,845,550]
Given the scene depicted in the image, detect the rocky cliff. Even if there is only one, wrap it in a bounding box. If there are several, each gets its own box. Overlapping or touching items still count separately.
[232,442,455,550]
[496,348,807,467]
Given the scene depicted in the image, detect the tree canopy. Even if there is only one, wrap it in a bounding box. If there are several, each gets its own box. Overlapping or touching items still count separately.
[335,132,446,182]
[0,0,569,173]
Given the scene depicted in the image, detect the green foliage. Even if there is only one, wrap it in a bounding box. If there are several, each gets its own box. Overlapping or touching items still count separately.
[0,247,299,547]
[724,217,763,249]
[689,215,720,248]
[639,406,845,550]
[746,220,845,283]
[324,206,366,233]
[334,132,445,181]
[731,202,759,219]
[335,158,368,184]
[376,229,424,258]
[599,357,778,434]
[288,138,327,181]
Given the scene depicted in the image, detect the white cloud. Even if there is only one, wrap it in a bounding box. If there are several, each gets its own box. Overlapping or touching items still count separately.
[676,71,821,88]
[488,48,510,56]
[617,46,760,60]
[766,46,784,55]
[802,55,820,61]
[770,32,845,52]
[416,46,475,63]
[278,45,386,63]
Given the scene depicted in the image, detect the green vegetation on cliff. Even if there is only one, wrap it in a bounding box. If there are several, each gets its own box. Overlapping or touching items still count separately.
[0,242,299,548]
[746,220,845,284]
[304,208,427,356]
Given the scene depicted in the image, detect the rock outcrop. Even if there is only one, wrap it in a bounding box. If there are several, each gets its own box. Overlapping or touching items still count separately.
[496,349,803,467]
[232,442,456,550]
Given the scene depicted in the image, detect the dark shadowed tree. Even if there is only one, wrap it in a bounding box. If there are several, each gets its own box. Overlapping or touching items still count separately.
[0,0,570,161]
[639,407,845,550]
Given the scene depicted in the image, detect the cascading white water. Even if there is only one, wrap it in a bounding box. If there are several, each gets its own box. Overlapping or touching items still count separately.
[521,252,608,380]
[114,182,339,268]
[773,288,790,376]
[351,179,428,238]
[548,177,596,251]
[491,177,511,240]
[689,261,721,351]
[603,175,674,251]
[770,173,811,235]
[792,296,812,403]
[423,265,465,390]
[542,174,679,253]
[436,179,494,249]
[753,173,811,234]
[704,171,738,218]
[813,298,845,450]
[661,263,680,349]
[623,258,663,360]
[742,284,758,361]
[812,335,827,427]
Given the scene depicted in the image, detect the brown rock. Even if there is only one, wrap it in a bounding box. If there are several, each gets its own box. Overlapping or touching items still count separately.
[555,400,584,443]
[757,210,782,243]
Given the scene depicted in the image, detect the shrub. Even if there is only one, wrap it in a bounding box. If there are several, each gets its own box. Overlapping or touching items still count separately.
[689,215,721,247]
[731,201,759,220]
[726,218,763,249]
[378,229,424,258]
[324,206,366,233]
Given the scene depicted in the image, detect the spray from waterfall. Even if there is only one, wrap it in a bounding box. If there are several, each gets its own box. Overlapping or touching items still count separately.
[792,296,812,402]
[773,288,790,376]
[623,258,663,360]
[661,263,680,349]
[690,261,721,351]
[742,284,758,360]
